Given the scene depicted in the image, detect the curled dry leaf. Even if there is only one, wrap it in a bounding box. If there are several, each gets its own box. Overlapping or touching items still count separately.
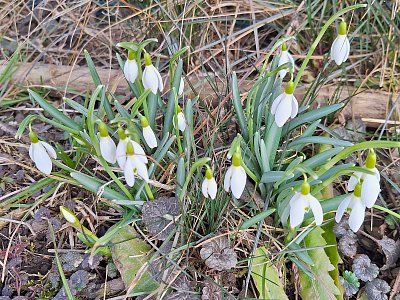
[376,236,400,270]
[338,232,358,258]
[164,276,200,300]
[200,236,237,271]
[365,278,390,300]
[142,196,180,240]
[352,254,379,282]
[202,281,222,300]
[333,217,353,239]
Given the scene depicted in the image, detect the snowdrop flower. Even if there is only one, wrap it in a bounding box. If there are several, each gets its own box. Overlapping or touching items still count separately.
[330,20,350,65]
[178,77,184,97]
[224,152,246,199]
[142,52,163,94]
[140,116,157,149]
[174,106,186,132]
[278,43,295,79]
[28,131,56,175]
[289,181,323,228]
[347,150,380,208]
[98,121,116,164]
[123,50,139,83]
[116,128,129,168]
[123,141,149,187]
[202,167,217,200]
[60,206,79,226]
[335,183,366,232]
[271,80,298,127]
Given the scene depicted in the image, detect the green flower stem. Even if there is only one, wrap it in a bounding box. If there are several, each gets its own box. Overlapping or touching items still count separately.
[145,183,154,200]
[179,157,211,202]
[242,161,259,183]
[317,141,400,176]
[373,205,400,220]
[293,4,367,89]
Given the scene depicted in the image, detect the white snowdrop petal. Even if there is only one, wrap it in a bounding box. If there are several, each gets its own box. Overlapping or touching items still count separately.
[331,35,349,65]
[133,157,149,182]
[116,139,127,169]
[40,141,57,159]
[335,195,352,223]
[270,94,284,115]
[342,37,350,62]
[361,175,380,208]
[131,141,148,164]
[32,142,53,175]
[29,143,34,161]
[278,52,290,78]
[230,166,247,199]
[124,59,139,83]
[290,96,299,119]
[208,177,218,200]
[274,94,292,127]
[143,126,158,149]
[372,167,380,181]
[348,200,366,232]
[308,195,323,226]
[100,136,117,164]
[142,65,160,94]
[223,167,233,192]
[177,112,186,132]
[178,77,184,97]
[201,179,209,198]
[347,172,361,191]
[155,66,164,92]
[290,196,306,228]
[289,192,301,205]
[124,158,135,187]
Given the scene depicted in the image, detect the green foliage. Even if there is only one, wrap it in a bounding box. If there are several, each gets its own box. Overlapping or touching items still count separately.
[251,247,288,300]
[111,226,159,294]
[299,227,341,300]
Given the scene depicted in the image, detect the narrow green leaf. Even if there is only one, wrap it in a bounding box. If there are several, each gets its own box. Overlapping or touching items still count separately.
[15,115,37,139]
[288,136,353,148]
[285,104,343,132]
[240,209,275,229]
[28,89,81,131]
[231,72,249,141]
[71,172,129,201]
[176,157,185,196]
[163,60,183,136]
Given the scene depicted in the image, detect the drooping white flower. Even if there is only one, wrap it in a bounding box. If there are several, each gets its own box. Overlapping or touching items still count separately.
[123,50,139,83]
[116,128,129,168]
[330,20,350,66]
[28,131,56,175]
[347,150,380,208]
[140,116,157,149]
[98,122,116,164]
[142,52,163,94]
[174,106,186,132]
[202,168,217,199]
[123,141,149,187]
[335,183,366,232]
[289,182,323,228]
[178,77,184,97]
[224,152,246,199]
[278,43,295,79]
[271,80,298,127]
